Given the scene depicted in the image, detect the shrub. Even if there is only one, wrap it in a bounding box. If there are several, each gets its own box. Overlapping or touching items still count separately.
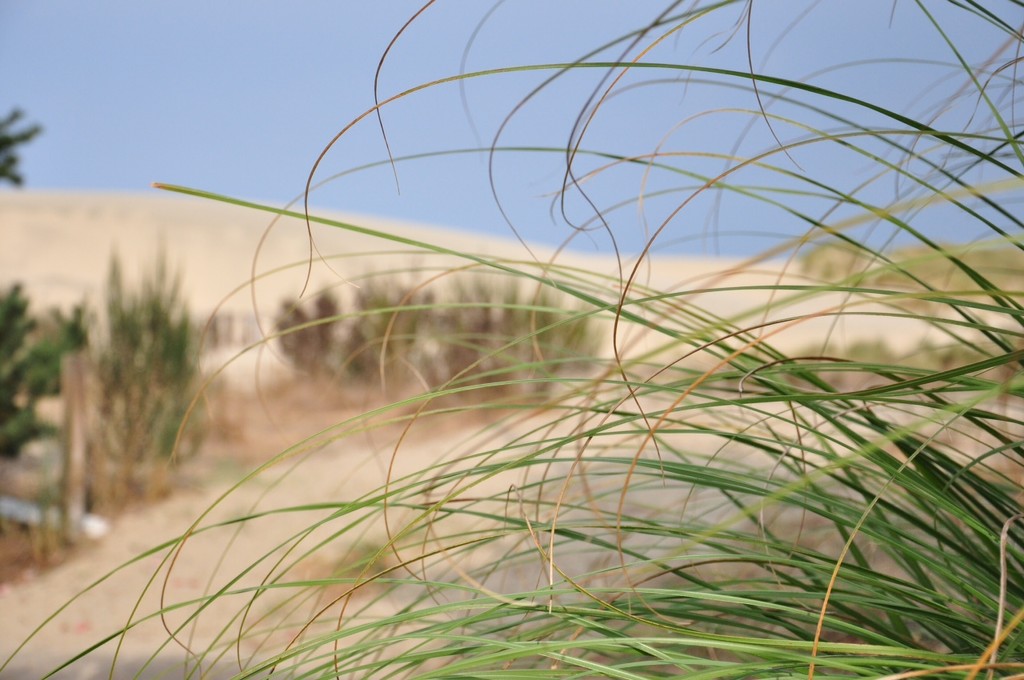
[275,273,600,397]
[90,254,204,509]
[275,290,342,375]
[0,285,87,458]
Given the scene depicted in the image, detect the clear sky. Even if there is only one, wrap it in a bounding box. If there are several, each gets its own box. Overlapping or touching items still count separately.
[1,2,1016,256]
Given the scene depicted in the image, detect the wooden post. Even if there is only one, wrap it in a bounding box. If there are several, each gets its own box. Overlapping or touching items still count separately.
[61,351,88,542]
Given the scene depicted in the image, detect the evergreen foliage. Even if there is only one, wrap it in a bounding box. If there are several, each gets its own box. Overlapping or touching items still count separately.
[0,108,41,186]
[0,285,87,458]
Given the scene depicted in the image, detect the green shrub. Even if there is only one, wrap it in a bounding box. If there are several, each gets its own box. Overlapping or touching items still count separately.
[0,285,87,458]
[90,254,204,509]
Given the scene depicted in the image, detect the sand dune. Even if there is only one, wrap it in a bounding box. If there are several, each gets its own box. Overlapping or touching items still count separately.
[1,190,552,316]
[1,190,934,366]
[2,190,759,312]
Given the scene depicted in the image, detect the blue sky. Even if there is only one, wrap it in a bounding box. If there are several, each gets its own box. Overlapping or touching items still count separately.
[1,2,1016,256]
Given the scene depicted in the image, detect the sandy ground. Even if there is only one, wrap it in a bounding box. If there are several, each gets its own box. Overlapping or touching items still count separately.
[0,382,435,679]
[0,191,947,678]
[0,381,786,680]
[1,380,670,679]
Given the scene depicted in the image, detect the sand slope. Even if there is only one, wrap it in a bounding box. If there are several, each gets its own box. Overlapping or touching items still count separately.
[1,189,932,362]
[0,190,547,316]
